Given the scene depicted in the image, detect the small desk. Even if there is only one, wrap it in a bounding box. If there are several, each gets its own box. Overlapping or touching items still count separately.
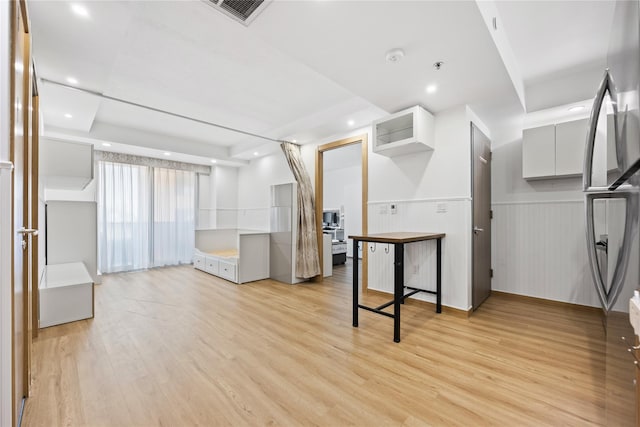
[349,232,445,343]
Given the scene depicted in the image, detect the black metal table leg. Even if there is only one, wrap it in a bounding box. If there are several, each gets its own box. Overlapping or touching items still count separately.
[393,243,404,343]
[436,238,442,313]
[352,240,359,327]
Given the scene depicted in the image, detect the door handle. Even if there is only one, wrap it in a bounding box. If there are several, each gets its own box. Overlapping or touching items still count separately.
[583,69,617,191]
[17,228,38,236]
[473,227,484,234]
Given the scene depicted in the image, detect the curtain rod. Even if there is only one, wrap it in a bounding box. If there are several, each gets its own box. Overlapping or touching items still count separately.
[40,78,294,145]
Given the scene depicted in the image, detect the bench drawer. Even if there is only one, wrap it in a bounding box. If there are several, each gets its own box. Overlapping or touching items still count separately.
[193,254,206,271]
[219,260,237,282]
[205,257,219,275]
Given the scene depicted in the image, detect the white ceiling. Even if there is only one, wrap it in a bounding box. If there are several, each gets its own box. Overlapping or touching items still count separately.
[494,0,615,111]
[28,0,617,163]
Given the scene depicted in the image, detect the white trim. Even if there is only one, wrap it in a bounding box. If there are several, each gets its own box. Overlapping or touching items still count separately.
[0,161,12,170]
[492,199,583,206]
[0,167,12,427]
[368,196,471,205]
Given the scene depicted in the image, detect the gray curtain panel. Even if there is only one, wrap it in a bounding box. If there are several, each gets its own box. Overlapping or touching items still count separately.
[280,142,321,279]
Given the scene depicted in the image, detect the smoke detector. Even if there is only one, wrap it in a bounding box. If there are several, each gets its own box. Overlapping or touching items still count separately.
[385,48,405,63]
[203,0,272,26]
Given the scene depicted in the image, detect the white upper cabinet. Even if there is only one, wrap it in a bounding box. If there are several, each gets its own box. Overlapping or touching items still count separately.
[555,118,589,176]
[522,125,556,179]
[372,105,434,156]
[522,118,589,179]
[41,139,94,190]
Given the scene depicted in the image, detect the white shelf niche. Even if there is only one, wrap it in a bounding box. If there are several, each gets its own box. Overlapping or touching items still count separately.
[372,105,435,157]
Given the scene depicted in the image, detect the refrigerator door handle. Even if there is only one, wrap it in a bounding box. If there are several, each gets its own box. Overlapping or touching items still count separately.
[583,69,619,192]
[585,190,639,313]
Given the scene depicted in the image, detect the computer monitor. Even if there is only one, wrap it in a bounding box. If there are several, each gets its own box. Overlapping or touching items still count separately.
[323,209,340,227]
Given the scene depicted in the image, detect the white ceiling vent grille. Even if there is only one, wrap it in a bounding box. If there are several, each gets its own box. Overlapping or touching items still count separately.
[203,0,272,26]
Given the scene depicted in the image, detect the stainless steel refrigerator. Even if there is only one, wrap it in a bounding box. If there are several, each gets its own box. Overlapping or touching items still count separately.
[583,1,640,424]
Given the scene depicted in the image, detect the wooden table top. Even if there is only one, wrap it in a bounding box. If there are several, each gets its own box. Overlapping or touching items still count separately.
[348,232,445,244]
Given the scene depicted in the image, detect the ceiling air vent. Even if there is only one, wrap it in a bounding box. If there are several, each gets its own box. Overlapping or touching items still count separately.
[204,0,272,26]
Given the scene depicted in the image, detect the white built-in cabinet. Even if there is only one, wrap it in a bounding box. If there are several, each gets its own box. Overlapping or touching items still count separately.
[522,118,589,179]
[372,105,435,156]
[555,119,589,176]
[41,138,94,190]
[522,125,556,178]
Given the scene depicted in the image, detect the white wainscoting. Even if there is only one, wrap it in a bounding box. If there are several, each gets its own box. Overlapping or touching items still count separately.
[367,198,472,311]
[491,200,600,307]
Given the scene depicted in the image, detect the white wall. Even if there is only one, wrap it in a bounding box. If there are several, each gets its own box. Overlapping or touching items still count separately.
[235,107,476,310]
[366,106,474,310]
[490,114,602,307]
[0,1,12,423]
[369,106,470,201]
[236,152,294,230]
[215,165,240,229]
[197,172,216,229]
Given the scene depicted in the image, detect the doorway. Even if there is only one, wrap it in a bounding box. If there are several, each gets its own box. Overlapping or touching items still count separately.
[471,123,492,310]
[315,135,368,288]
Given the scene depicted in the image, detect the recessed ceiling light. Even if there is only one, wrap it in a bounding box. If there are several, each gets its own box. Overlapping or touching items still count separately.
[102,142,111,147]
[70,3,90,18]
[64,113,73,118]
[253,152,259,156]
[163,152,171,156]
[210,159,217,163]
[66,76,78,85]
[426,84,438,94]
[347,120,355,126]
[568,105,585,112]
[385,48,405,63]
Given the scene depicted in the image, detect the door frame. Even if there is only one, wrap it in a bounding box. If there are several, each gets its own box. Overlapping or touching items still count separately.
[10,0,33,423]
[314,134,368,288]
[30,76,39,339]
[470,122,492,310]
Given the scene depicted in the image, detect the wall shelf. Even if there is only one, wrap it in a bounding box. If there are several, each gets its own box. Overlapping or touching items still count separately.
[372,105,435,157]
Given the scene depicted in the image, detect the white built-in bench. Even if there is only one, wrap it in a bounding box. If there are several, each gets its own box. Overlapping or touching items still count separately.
[39,262,94,328]
[194,229,270,284]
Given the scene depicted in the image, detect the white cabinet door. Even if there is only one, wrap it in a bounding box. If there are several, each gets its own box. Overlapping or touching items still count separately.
[205,257,219,275]
[523,125,556,179]
[193,254,206,271]
[555,118,588,176]
[219,261,237,282]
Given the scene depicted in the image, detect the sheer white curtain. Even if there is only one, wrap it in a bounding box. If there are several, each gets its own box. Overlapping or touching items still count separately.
[153,167,195,267]
[97,162,151,273]
[97,162,196,273]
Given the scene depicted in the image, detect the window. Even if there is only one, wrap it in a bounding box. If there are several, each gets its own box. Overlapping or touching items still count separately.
[97,161,195,273]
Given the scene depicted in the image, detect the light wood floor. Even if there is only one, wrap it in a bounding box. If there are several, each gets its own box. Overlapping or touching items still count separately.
[24,261,606,426]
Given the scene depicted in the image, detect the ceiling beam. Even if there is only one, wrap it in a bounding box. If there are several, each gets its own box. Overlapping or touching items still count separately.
[44,123,249,167]
[474,0,527,111]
